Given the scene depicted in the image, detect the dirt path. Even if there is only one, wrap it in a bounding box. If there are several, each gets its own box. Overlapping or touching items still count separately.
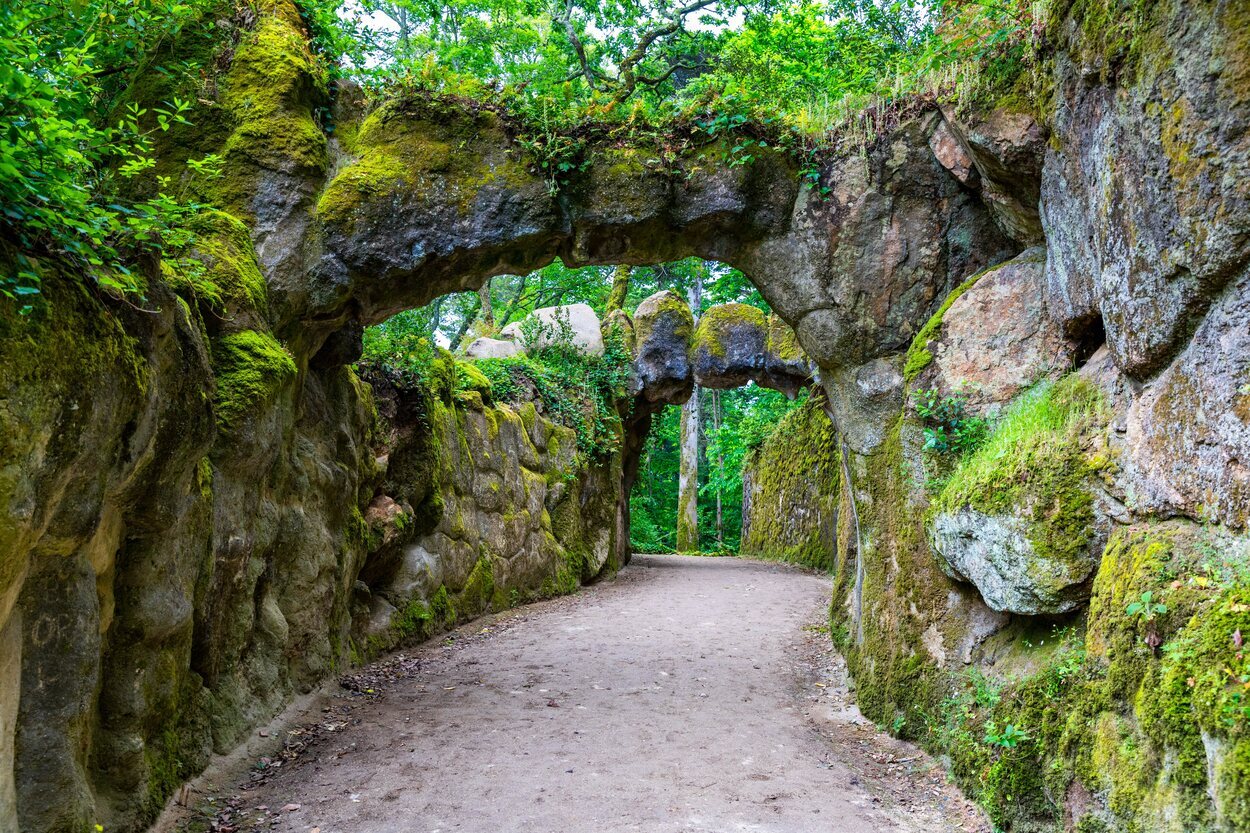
[166,555,988,833]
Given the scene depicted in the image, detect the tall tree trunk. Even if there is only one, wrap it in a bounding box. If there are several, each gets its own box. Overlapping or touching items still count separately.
[497,274,529,328]
[478,279,494,331]
[712,388,724,550]
[676,270,703,553]
[606,264,631,314]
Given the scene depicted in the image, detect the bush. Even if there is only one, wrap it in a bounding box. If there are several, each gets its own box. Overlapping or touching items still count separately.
[474,323,631,460]
[912,388,989,456]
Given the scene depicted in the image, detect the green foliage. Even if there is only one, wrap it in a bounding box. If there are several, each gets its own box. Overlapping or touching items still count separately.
[298,0,1047,172]
[360,307,440,386]
[1125,590,1167,622]
[0,0,228,308]
[931,375,1107,568]
[984,721,1030,748]
[911,387,989,456]
[474,317,631,460]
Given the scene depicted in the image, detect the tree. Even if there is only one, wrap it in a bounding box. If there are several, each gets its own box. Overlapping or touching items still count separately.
[676,264,703,552]
[606,264,631,314]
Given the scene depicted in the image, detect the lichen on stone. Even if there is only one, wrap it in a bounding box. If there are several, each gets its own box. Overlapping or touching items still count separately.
[930,375,1108,574]
[210,329,297,429]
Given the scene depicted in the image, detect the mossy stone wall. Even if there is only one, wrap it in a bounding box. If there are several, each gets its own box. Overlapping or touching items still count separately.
[740,395,840,571]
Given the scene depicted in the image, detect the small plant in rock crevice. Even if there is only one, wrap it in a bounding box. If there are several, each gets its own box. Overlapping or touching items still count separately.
[1126,590,1167,622]
[983,721,1029,749]
[911,388,990,456]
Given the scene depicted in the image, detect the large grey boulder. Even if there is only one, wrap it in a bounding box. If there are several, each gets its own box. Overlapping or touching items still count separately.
[631,291,694,405]
[512,303,605,356]
[929,510,1099,615]
[464,337,522,359]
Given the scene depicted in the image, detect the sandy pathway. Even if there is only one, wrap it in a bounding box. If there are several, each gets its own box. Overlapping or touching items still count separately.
[167,555,987,833]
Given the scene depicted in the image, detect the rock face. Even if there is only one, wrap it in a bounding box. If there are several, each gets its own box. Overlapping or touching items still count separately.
[691,303,814,396]
[740,395,840,570]
[1041,1,1250,378]
[1123,267,1250,528]
[463,337,522,359]
[940,108,1048,246]
[354,370,620,656]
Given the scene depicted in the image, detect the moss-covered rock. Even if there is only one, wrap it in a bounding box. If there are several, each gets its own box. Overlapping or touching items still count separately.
[928,376,1112,614]
[210,329,297,429]
[741,395,840,570]
[161,210,269,326]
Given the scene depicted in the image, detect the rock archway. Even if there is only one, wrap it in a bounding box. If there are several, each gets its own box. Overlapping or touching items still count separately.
[0,6,1028,825]
[10,0,1250,829]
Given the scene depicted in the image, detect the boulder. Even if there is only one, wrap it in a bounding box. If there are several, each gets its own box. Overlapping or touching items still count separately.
[692,303,768,389]
[929,509,1098,615]
[463,337,522,360]
[918,248,1073,414]
[513,303,605,356]
[692,303,814,396]
[631,291,694,405]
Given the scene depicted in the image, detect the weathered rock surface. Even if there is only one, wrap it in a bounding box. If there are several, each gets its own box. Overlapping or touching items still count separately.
[463,336,522,359]
[740,395,840,570]
[915,247,1074,413]
[1041,0,1250,377]
[630,290,694,405]
[355,372,619,656]
[3,1,1250,831]
[928,509,1097,615]
[1123,266,1250,527]
[940,108,1047,246]
[627,295,813,404]
[691,303,814,396]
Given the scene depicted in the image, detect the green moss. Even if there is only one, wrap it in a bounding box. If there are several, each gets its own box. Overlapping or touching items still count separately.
[211,5,329,216]
[1047,0,1165,82]
[459,556,496,617]
[430,584,456,630]
[930,375,1107,570]
[210,329,297,429]
[161,210,268,318]
[455,360,494,400]
[392,598,434,643]
[765,314,805,362]
[317,101,532,230]
[196,457,214,501]
[740,396,840,570]
[902,267,990,382]
[692,302,767,361]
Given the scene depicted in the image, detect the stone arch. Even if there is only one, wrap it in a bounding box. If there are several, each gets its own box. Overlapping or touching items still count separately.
[282,96,1019,450]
